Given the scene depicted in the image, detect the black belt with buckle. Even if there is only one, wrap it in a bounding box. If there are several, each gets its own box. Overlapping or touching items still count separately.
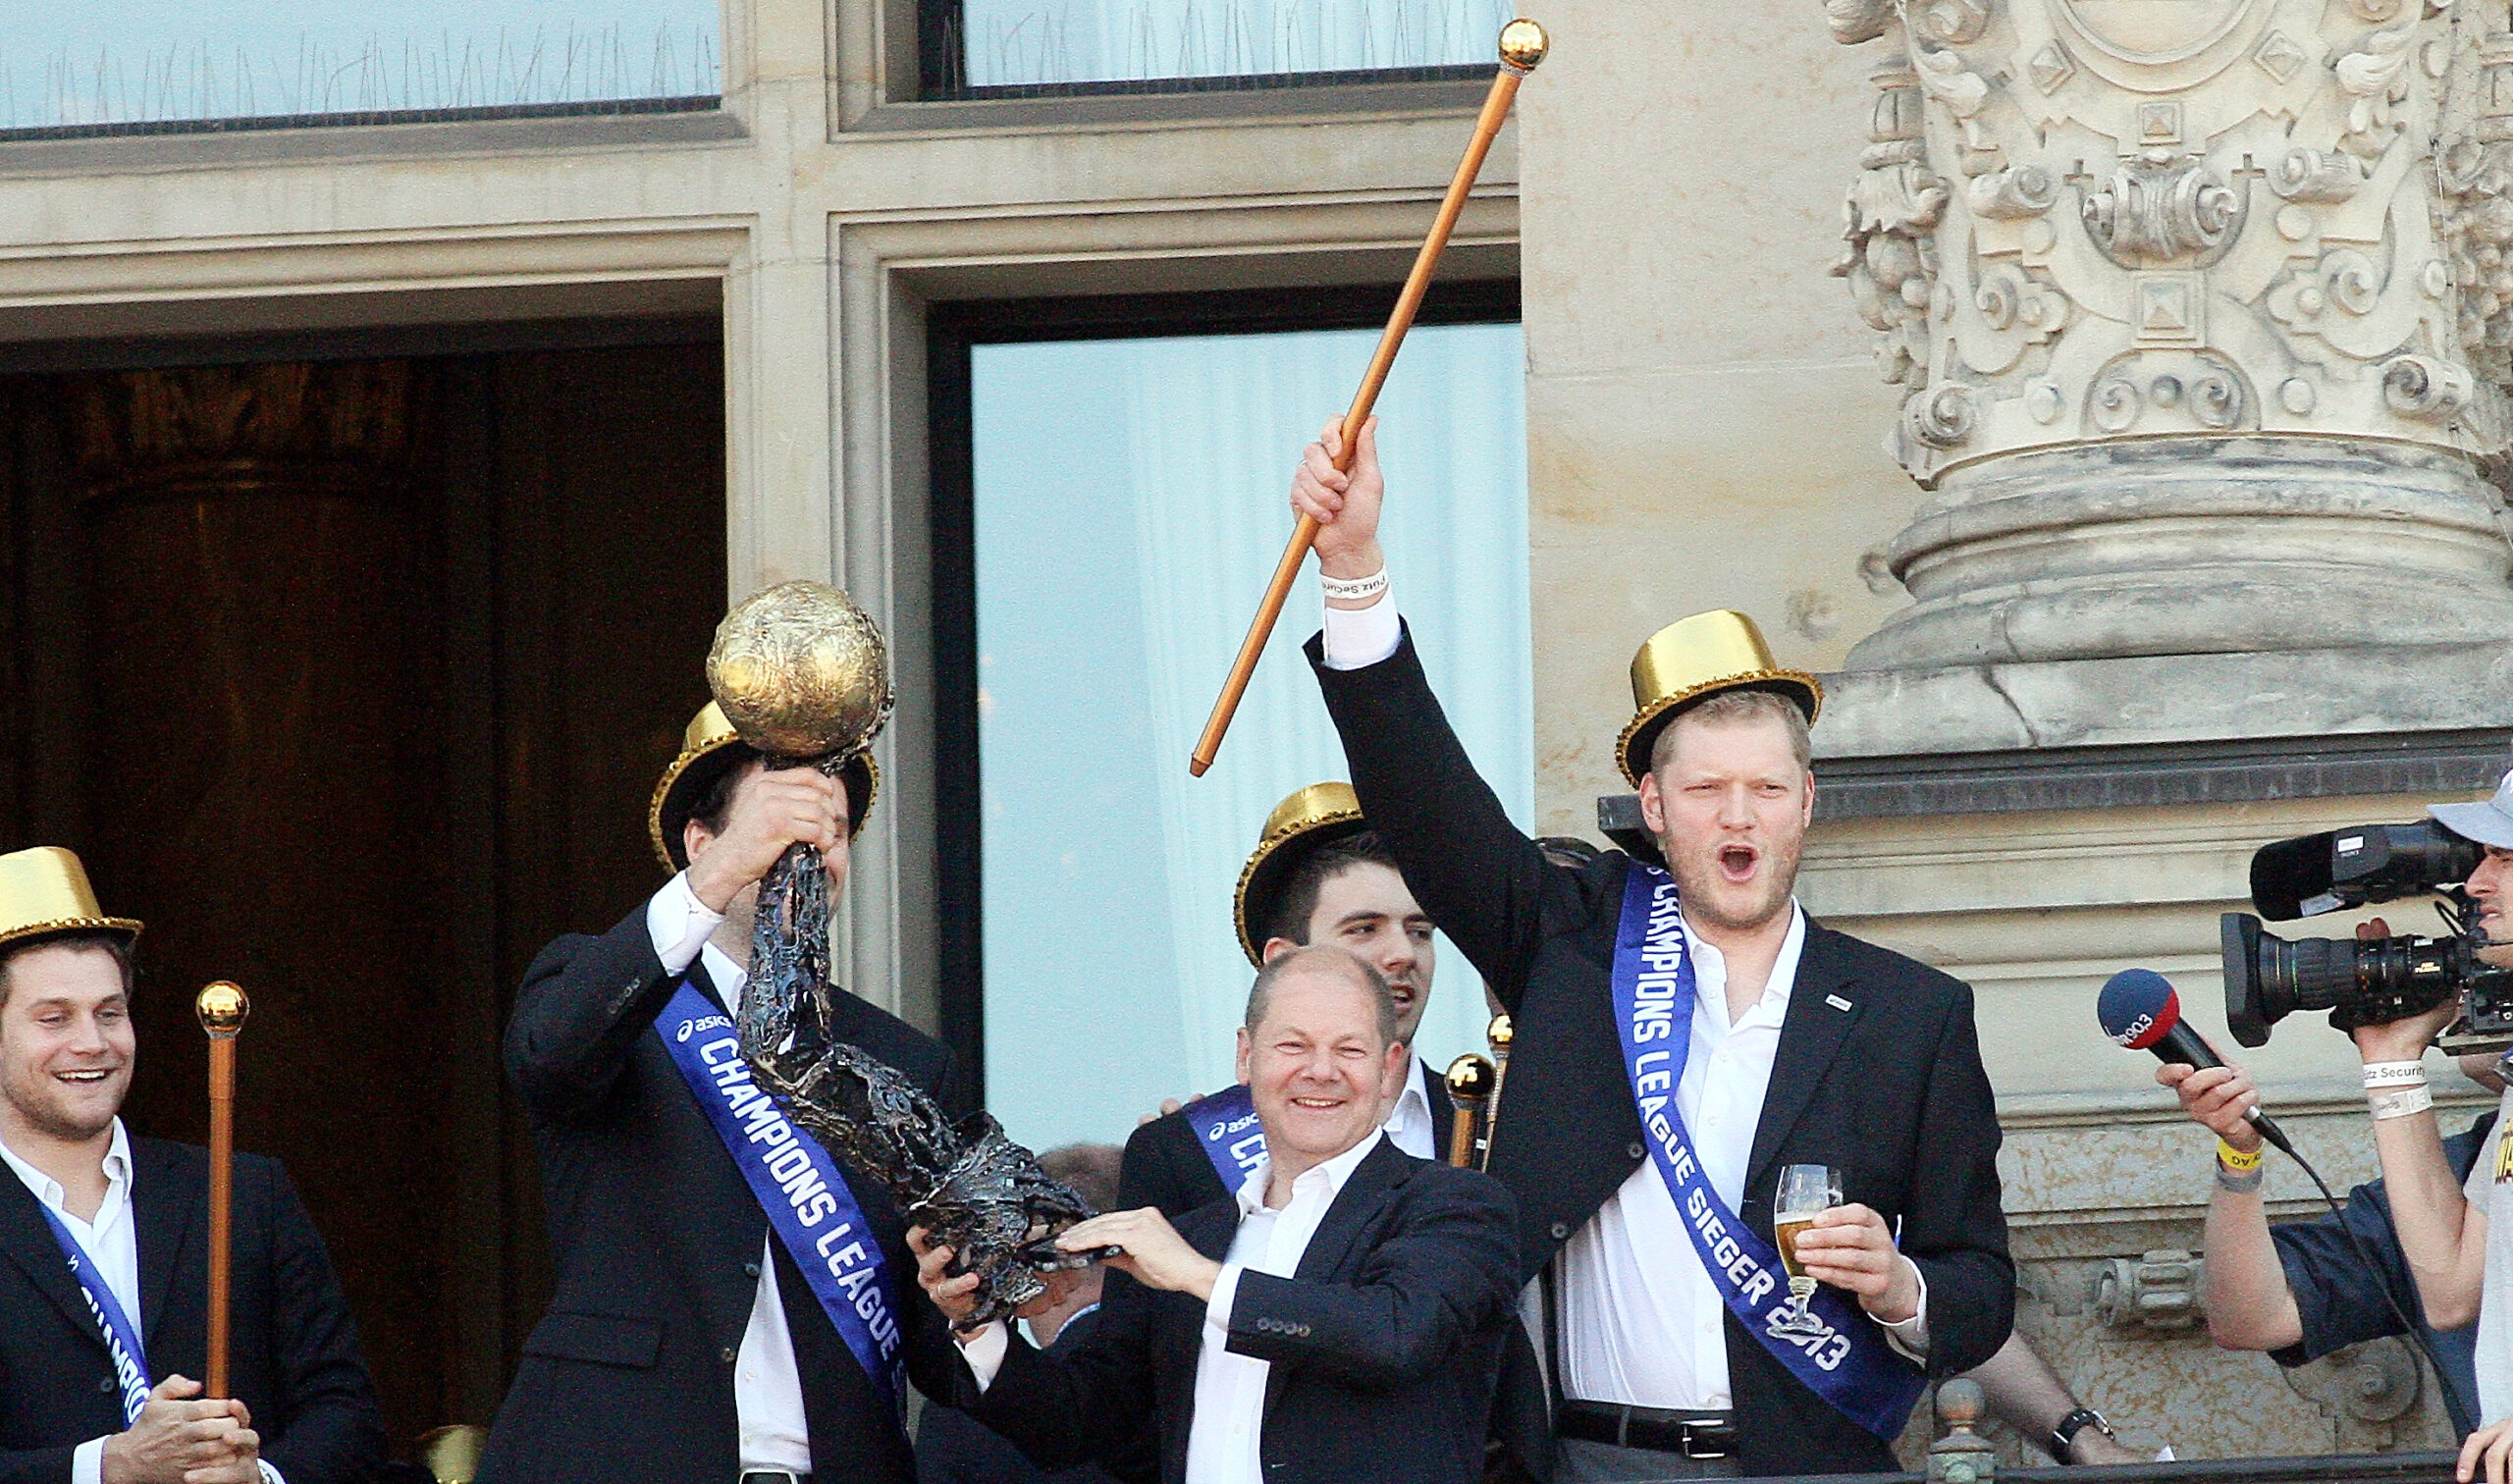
[1558,1401,1739,1458]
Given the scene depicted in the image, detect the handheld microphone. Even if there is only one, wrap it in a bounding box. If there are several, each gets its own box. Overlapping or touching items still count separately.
[2099,968,2295,1156]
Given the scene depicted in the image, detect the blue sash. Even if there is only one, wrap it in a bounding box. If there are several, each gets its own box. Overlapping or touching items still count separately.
[1609,863,1926,1440]
[1181,1083,1266,1193]
[35,1203,149,1425]
[658,981,905,1423]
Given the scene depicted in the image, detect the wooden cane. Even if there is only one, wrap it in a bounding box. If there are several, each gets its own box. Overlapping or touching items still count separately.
[1187,19,1550,777]
[195,982,249,1401]
[1476,1013,1513,1170]
[1444,1054,1495,1168]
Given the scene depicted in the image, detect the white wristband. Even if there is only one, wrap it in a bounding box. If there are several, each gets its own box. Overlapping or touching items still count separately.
[1319,567,1390,603]
[2370,1084,2435,1121]
[2362,1061,2430,1089]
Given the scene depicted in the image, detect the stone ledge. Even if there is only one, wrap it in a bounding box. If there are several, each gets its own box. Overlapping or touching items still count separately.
[1596,726,2506,838]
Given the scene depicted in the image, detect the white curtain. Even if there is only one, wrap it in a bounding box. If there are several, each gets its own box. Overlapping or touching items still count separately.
[974,322,1528,1153]
[960,0,1516,86]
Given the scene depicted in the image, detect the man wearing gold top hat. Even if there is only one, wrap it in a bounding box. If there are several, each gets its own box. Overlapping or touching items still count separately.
[1285,423,2010,1479]
[1118,781,1459,1221]
[0,847,387,1484]
[484,689,970,1484]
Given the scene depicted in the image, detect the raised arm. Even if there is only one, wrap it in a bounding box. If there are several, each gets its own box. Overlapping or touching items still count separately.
[2156,1054,2307,1351]
[2354,1001,2487,1331]
[1293,417,1579,1006]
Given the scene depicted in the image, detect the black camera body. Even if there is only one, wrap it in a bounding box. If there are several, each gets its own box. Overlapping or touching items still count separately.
[2221,820,2513,1048]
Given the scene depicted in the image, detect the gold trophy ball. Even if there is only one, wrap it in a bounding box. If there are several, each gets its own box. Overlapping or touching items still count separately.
[195,981,249,1036]
[1487,1013,1514,1051]
[1498,18,1549,72]
[1446,1053,1496,1102]
[705,580,895,761]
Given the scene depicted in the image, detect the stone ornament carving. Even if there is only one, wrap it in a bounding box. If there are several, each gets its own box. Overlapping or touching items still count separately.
[1829,0,2510,482]
[1817,0,2513,733]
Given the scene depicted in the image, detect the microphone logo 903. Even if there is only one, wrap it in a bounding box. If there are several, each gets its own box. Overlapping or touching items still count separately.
[2107,1014,2154,1048]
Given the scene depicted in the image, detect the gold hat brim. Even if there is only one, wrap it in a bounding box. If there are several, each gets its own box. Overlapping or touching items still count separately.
[1233,784,1368,967]
[649,732,880,873]
[1615,673,1821,788]
[0,914,143,952]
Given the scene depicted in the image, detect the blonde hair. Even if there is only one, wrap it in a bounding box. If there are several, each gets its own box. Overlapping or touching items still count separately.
[1650,688,1813,775]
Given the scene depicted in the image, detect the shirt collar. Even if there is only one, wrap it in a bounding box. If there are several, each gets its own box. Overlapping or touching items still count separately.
[1390,1057,1431,1124]
[1236,1126,1387,1216]
[0,1117,132,1213]
[1683,900,1806,1016]
[700,939,749,1011]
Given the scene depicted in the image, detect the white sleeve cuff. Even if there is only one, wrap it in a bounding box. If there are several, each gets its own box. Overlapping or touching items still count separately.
[1881,1255,1929,1361]
[1320,591,1401,670]
[260,1460,287,1484]
[73,1438,105,1484]
[959,1320,1011,1392]
[1205,1261,1247,1332]
[646,871,724,975]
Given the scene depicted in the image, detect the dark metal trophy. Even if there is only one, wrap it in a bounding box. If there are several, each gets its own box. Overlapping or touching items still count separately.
[713,581,1101,1328]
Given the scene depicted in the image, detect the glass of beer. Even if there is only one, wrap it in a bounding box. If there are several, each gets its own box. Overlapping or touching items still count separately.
[1772,1163,1843,1334]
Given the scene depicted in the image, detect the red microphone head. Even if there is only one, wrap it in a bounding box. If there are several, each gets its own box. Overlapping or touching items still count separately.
[2097,969,2180,1050]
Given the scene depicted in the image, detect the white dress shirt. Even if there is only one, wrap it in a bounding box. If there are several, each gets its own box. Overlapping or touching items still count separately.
[1324,592,1927,1410]
[961,1130,1389,1484]
[1384,1058,1437,1162]
[648,872,813,1474]
[1,1120,160,1484]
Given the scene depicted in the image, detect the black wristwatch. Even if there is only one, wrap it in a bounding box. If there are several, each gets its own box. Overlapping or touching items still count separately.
[2050,1406,2116,1460]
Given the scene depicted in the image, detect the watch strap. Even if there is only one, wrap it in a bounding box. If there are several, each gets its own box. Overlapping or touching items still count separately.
[2050,1405,2113,1458]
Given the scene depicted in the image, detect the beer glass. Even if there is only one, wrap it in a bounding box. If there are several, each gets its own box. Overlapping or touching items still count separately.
[1771,1163,1843,1334]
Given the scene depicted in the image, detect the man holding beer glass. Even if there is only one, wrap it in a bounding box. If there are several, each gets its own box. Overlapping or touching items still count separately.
[1286,418,2013,1478]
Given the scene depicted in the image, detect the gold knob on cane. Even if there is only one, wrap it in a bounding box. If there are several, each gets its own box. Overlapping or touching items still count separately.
[1498,18,1549,74]
[1446,1053,1496,1103]
[1487,1013,1513,1052]
[196,981,249,1039]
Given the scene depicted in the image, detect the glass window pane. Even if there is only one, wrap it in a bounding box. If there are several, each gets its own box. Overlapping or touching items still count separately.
[2,0,718,132]
[957,0,1516,88]
[972,320,1529,1153]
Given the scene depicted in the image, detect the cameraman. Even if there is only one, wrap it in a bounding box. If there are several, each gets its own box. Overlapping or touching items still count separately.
[2162,1039,2492,1428]
[2319,783,2513,1481]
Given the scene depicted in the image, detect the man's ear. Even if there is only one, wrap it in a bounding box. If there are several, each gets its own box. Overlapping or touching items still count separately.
[1259,936,1300,964]
[1637,770,1666,835]
[1382,1040,1409,1095]
[1234,1027,1254,1086]
[682,819,713,868]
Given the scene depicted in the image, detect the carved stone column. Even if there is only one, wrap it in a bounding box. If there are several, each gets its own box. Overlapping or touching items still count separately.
[1821,0,2513,752]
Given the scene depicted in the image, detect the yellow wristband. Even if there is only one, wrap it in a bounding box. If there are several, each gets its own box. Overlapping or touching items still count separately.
[2217,1139,2264,1172]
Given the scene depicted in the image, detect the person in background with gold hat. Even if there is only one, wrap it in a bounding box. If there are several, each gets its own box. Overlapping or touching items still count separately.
[1285,420,2011,1480]
[482,695,972,1484]
[1117,782,1458,1220]
[0,846,387,1484]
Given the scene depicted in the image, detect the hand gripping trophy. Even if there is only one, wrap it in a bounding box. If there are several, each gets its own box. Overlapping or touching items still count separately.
[713,581,1102,1327]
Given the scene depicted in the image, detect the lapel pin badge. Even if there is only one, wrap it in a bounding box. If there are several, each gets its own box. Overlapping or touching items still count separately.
[1825,994,1854,1013]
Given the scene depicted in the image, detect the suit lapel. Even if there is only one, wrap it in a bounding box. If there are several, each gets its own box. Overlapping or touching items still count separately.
[1419,1057,1457,1158]
[134,1140,200,1343]
[0,1158,106,1352]
[1745,921,1866,1192]
[1292,1137,1408,1283]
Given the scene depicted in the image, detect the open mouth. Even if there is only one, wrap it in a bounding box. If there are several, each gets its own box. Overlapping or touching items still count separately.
[55,1069,114,1085]
[1388,984,1418,1013]
[1289,1095,1346,1110]
[1716,843,1759,883]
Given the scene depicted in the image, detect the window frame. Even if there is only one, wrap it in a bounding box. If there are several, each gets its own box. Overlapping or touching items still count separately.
[924,279,1521,1089]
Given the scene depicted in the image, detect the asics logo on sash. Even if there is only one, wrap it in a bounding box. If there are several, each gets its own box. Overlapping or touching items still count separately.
[659,981,906,1425]
[1184,1083,1266,1192]
[1610,863,1924,1440]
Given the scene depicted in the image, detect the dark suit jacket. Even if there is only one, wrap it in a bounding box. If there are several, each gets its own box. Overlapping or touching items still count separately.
[1310,628,2013,1478]
[944,1138,1518,1484]
[1119,1063,1458,1219]
[0,1139,387,1484]
[915,1306,1127,1484]
[2270,1112,2493,1431]
[483,903,972,1484]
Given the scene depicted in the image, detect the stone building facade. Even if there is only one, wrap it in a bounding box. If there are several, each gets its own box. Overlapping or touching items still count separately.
[5,0,2507,1459]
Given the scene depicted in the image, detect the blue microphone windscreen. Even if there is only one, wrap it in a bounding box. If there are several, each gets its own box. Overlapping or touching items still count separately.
[2098,968,2180,1048]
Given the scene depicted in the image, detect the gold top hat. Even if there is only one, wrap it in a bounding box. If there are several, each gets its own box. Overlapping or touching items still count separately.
[1614,610,1822,787]
[0,847,141,951]
[1233,782,1369,967]
[648,701,880,872]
